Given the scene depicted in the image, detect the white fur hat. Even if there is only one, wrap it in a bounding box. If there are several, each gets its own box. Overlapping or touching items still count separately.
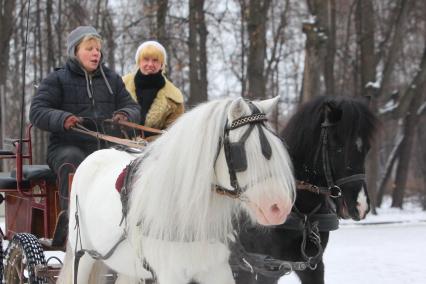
[134,40,167,65]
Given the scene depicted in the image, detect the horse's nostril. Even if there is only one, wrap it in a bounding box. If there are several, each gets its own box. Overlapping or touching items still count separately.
[271,204,281,214]
[271,204,282,214]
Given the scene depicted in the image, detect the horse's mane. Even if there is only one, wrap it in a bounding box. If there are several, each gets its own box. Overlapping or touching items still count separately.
[127,99,235,244]
[282,96,378,170]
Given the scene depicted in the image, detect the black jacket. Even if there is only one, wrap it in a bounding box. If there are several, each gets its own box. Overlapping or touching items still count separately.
[29,59,140,151]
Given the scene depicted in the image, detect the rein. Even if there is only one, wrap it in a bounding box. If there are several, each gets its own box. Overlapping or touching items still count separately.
[72,123,147,149]
[104,119,165,135]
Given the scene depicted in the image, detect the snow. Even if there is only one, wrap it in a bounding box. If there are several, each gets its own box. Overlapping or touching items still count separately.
[280,197,426,284]
[1,197,426,283]
[379,99,399,114]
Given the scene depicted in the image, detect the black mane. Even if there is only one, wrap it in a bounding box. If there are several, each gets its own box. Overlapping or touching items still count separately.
[281,96,378,176]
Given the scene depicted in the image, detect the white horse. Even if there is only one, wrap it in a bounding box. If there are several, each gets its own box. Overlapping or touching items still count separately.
[57,97,295,284]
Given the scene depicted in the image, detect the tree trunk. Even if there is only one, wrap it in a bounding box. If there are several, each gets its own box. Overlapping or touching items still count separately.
[55,0,63,64]
[46,0,55,71]
[317,0,336,97]
[187,0,208,107]
[300,21,322,103]
[144,0,157,38]
[238,0,247,97]
[300,0,336,103]
[377,0,414,100]
[103,6,116,70]
[355,0,378,213]
[417,114,426,210]
[0,0,16,170]
[246,0,271,99]
[156,0,169,49]
[391,47,426,208]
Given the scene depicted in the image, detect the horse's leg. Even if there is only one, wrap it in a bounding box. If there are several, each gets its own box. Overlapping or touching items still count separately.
[194,260,235,284]
[114,273,140,284]
[57,243,74,284]
[154,270,189,284]
[88,260,110,284]
[75,253,96,283]
[295,260,325,284]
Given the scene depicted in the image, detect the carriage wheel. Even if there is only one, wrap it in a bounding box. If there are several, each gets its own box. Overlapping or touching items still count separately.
[4,233,47,284]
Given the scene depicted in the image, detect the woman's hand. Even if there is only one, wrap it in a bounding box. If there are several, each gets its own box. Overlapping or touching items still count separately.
[112,112,129,122]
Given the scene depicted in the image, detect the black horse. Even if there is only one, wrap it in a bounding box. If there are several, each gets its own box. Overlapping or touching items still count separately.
[233,96,378,284]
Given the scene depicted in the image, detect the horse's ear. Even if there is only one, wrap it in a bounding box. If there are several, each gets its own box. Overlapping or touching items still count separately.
[324,100,342,123]
[254,96,280,115]
[228,97,251,122]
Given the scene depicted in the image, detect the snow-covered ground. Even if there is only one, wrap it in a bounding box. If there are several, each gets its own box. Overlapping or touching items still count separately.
[280,198,426,284]
[2,197,426,283]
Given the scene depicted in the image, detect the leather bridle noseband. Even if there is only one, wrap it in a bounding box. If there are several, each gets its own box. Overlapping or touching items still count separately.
[214,102,275,199]
[297,110,366,198]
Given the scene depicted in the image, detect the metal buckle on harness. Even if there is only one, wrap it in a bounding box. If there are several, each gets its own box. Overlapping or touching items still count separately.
[329,185,342,198]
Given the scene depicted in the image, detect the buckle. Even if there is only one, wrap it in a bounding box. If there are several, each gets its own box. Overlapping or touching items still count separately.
[329,185,342,198]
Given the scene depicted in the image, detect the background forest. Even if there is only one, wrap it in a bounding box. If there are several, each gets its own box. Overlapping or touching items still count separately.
[0,0,425,213]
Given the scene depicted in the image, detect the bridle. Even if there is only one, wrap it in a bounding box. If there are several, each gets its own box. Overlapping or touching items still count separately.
[297,109,366,199]
[214,102,275,199]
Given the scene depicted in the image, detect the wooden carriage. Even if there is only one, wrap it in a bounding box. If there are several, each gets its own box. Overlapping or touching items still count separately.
[0,124,63,283]
[0,122,155,283]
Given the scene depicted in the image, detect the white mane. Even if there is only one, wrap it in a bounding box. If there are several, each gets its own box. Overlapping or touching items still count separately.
[127,99,234,244]
[126,97,295,246]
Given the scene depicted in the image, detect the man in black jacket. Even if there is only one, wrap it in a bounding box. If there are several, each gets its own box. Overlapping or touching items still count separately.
[30,26,140,246]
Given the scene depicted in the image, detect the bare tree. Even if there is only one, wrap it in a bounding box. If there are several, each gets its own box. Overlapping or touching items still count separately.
[156,0,169,51]
[301,0,336,103]
[187,0,208,106]
[391,48,426,207]
[0,0,16,168]
[355,0,378,213]
[246,0,271,99]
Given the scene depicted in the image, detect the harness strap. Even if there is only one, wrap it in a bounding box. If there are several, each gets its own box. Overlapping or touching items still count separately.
[336,174,365,186]
[296,180,342,198]
[278,211,339,232]
[73,194,128,283]
[229,236,309,278]
[291,205,324,269]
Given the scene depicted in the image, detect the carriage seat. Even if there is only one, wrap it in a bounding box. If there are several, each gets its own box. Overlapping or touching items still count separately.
[0,149,15,155]
[0,165,56,190]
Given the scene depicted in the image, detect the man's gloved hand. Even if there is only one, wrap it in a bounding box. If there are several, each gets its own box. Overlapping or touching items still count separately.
[112,112,128,123]
[64,115,82,130]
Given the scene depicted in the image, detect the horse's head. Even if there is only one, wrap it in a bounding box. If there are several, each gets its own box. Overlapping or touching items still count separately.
[214,97,295,226]
[283,96,378,221]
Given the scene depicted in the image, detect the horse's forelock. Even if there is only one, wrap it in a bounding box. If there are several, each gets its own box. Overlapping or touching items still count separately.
[282,96,378,170]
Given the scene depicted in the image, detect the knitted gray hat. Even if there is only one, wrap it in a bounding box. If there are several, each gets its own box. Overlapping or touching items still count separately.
[67,26,101,58]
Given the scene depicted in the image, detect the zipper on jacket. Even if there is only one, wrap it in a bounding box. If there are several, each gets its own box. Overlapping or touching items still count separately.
[88,74,100,121]
[89,75,95,107]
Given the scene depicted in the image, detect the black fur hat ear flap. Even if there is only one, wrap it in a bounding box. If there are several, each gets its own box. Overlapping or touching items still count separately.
[324,100,342,123]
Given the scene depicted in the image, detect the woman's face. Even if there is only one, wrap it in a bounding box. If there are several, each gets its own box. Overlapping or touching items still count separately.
[139,55,162,75]
[76,39,102,73]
